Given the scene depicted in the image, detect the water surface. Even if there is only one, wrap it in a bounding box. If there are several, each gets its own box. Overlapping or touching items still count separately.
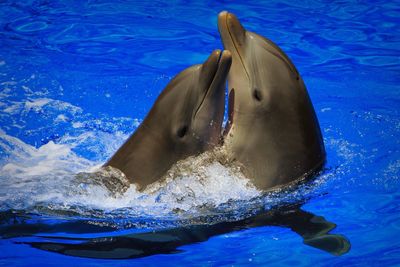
[0,0,399,266]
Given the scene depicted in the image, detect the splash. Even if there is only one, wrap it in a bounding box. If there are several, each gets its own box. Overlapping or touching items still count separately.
[0,129,262,223]
[0,112,360,229]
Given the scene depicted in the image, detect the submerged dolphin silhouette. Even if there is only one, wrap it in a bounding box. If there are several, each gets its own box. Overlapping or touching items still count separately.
[104,50,232,190]
[218,11,326,190]
[17,204,350,259]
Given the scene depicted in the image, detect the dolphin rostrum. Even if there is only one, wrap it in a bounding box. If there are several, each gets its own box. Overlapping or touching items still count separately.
[104,50,232,190]
[218,12,325,190]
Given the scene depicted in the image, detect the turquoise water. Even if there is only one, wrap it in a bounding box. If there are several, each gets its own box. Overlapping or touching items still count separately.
[0,0,399,266]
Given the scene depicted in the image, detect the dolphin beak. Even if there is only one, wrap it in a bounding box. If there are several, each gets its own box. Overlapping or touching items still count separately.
[218,11,246,50]
[201,49,222,90]
[200,49,232,96]
[192,50,231,148]
[218,11,249,82]
[193,49,231,121]
[211,50,232,89]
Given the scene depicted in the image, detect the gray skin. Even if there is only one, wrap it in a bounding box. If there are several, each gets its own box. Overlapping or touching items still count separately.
[104,50,232,190]
[218,11,325,190]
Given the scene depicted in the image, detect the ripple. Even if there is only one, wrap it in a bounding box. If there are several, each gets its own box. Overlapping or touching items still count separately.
[6,18,50,33]
[321,29,368,42]
[391,217,400,231]
[16,21,48,32]
[138,49,208,69]
[357,55,400,66]
[328,4,374,20]
[279,0,325,9]
[74,42,117,56]
[262,29,303,44]
[383,10,400,18]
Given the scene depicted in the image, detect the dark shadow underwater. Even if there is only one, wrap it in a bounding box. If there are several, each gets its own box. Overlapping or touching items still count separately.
[0,203,350,259]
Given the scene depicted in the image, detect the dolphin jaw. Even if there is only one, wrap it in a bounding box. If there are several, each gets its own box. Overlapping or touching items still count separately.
[193,51,223,119]
[193,50,231,120]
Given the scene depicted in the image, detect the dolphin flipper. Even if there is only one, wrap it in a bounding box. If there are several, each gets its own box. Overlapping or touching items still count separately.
[303,234,351,256]
[267,208,351,256]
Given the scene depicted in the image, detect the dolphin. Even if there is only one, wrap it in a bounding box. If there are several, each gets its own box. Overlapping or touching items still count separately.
[104,50,232,190]
[217,12,325,190]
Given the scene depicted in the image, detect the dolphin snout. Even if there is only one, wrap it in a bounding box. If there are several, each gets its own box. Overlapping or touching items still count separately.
[200,49,231,92]
[213,50,232,84]
[194,50,231,118]
[218,11,246,47]
[201,49,221,86]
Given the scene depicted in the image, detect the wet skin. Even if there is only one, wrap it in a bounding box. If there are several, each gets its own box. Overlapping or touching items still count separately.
[218,11,326,190]
[104,50,232,190]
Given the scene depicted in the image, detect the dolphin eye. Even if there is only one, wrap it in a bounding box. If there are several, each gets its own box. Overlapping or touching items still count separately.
[177,125,188,138]
[253,89,262,101]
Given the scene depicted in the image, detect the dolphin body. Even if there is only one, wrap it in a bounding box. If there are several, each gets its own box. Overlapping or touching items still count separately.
[218,12,325,190]
[105,50,232,190]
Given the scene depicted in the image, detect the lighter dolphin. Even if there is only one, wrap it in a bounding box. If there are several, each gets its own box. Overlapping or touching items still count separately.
[218,12,325,190]
[105,50,232,190]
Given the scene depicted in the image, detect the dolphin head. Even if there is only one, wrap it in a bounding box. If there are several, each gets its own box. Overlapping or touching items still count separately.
[144,49,232,154]
[218,11,302,121]
[105,50,231,189]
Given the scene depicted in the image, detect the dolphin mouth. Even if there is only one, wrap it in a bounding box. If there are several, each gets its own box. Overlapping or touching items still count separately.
[204,50,222,92]
[194,50,231,118]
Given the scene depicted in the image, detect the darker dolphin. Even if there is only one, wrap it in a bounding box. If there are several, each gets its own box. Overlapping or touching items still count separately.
[104,50,232,190]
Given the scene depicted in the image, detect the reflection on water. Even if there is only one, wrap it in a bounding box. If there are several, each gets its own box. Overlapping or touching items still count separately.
[0,126,352,259]
[1,204,350,259]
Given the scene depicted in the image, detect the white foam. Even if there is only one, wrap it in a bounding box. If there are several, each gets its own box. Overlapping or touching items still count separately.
[3,102,22,114]
[54,114,69,122]
[24,98,52,111]
[0,129,261,218]
[1,97,83,116]
[143,150,260,211]
[24,97,83,114]
[0,130,95,181]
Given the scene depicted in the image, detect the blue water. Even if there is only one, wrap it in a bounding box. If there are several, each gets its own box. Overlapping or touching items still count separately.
[0,0,399,266]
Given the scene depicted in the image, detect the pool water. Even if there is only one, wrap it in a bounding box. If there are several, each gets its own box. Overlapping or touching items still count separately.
[0,0,399,266]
